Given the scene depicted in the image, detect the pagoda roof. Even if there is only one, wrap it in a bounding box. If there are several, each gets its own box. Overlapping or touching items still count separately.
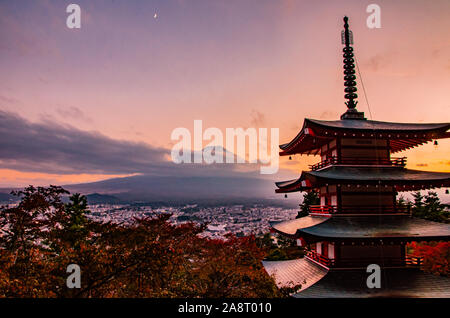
[307,118,450,132]
[262,258,327,290]
[293,267,450,298]
[275,176,314,193]
[280,118,450,155]
[270,215,328,236]
[275,166,450,193]
[263,258,450,297]
[271,215,450,242]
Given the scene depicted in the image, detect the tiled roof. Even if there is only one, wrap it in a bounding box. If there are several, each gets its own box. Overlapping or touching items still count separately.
[294,268,450,298]
[275,166,450,193]
[262,258,328,291]
[270,216,328,236]
[279,118,450,155]
[307,166,450,182]
[306,118,450,132]
[271,215,450,241]
[299,216,450,241]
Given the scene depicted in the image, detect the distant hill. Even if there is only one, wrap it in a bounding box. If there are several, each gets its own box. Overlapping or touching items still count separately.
[62,174,298,206]
[0,173,300,207]
[85,193,122,204]
[0,192,16,203]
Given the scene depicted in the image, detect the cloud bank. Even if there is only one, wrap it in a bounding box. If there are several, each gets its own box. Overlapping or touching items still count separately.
[0,110,176,175]
[0,111,275,180]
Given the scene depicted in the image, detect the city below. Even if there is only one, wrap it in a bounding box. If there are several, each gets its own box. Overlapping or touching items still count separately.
[88,203,298,238]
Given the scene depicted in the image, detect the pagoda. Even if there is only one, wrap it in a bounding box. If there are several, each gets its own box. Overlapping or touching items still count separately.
[263,17,450,297]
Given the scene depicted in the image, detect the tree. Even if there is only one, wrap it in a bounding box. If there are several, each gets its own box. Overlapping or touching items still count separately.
[408,241,449,276]
[192,234,279,297]
[255,233,276,250]
[412,191,449,223]
[0,186,284,298]
[297,191,319,218]
[408,191,449,277]
[396,195,412,213]
[412,192,424,212]
[0,185,69,297]
[50,193,91,251]
[257,232,305,261]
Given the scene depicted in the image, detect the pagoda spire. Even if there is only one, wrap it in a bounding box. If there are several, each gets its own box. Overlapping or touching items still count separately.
[340,16,365,120]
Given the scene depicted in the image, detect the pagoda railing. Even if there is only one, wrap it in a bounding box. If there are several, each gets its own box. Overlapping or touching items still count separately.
[306,250,335,267]
[334,256,423,268]
[306,250,423,268]
[309,205,411,215]
[309,156,407,170]
[405,255,424,267]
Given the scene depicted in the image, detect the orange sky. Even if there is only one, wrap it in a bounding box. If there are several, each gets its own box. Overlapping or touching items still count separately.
[0,0,449,187]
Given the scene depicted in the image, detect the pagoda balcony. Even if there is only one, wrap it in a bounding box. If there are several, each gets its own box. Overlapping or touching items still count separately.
[306,250,335,267]
[334,256,424,268]
[308,205,411,216]
[306,250,423,268]
[309,156,407,171]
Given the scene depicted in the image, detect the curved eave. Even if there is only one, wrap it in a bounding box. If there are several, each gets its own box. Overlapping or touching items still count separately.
[307,118,450,132]
[296,216,450,243]
[275,176,312,193]
[279,126,332,156]
[275,167,450,193]
[262,258,328,291]
[307,167,450,189]
[270,215,329,237]
[293,268,450,298]
[264,258,450,298]
[280,118,450,155]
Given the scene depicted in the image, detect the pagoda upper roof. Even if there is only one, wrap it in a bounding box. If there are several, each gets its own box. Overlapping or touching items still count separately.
[271,215,450,242]
[307,118,450,131]
[275,166,450,193]
[280,118,450,155]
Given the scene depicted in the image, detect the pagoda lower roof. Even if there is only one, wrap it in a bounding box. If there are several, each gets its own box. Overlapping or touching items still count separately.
[271,215,450,242]
[263,258,450,298]
[275,166,450,193]
[280,118,450,155]
[293,267,450,298]
[262,258,327,290]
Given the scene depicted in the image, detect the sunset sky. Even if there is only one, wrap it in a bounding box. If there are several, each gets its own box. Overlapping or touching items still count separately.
[0,0,449,188]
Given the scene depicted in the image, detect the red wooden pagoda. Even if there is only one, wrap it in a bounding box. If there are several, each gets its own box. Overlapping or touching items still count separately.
[263,17,450,297]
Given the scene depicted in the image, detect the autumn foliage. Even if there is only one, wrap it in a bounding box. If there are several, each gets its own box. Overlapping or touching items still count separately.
[0,186,280,298]
[408,241,450,276]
